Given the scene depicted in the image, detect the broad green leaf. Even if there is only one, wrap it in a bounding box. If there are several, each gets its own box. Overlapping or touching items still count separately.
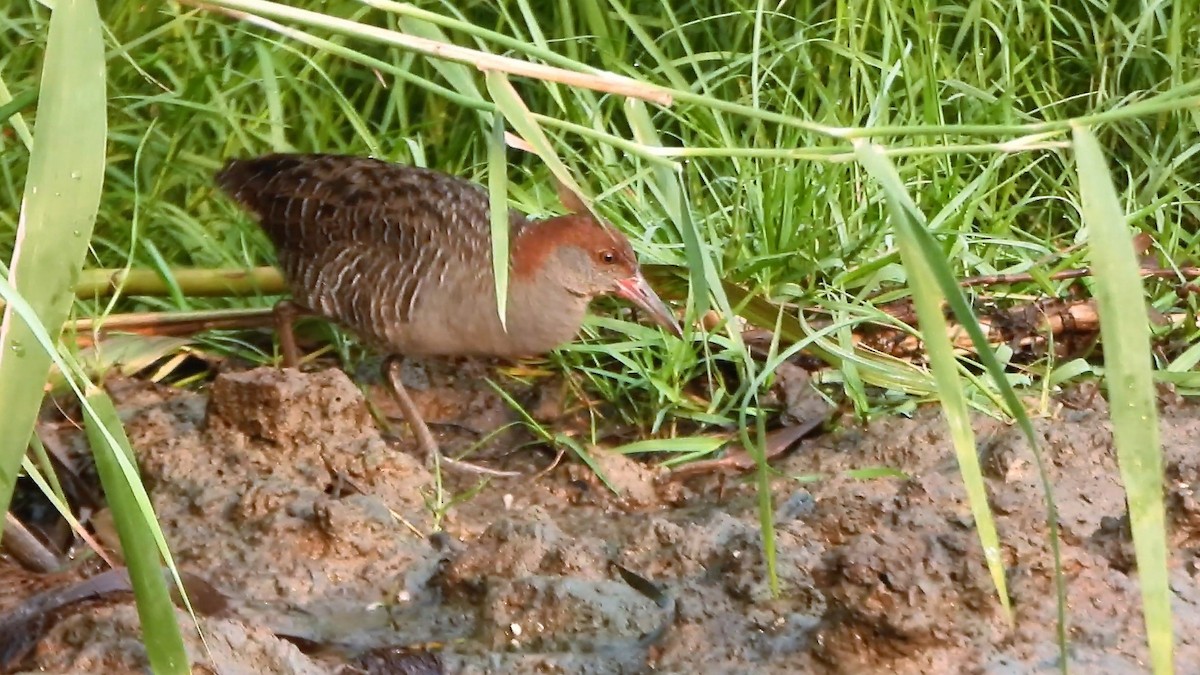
[0,0,107,536]
[854,139,1069,670]
[0,3,192,671]
[484,70,588,206]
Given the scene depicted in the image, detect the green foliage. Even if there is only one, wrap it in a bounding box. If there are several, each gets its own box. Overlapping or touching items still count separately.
[1,1,192,669]
[1,1,1194,670]
[854,140,1015,627]
[2,0,1196,415]
[0,0,108,529]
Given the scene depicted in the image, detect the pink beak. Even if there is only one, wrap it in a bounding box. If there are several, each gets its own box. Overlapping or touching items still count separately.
[616,273,683,337]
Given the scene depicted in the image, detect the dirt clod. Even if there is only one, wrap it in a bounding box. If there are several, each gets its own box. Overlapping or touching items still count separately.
[8,367,1200,674]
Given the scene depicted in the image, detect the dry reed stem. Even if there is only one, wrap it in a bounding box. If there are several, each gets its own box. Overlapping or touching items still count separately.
[178,0,674,106]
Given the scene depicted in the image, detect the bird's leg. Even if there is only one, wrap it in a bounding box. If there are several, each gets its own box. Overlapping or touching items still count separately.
[273,299,303,369]
[382,356,519,478]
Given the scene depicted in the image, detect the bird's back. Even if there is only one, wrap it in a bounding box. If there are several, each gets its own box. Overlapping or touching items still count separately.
[217,154,506,251]
[216,153,534,355]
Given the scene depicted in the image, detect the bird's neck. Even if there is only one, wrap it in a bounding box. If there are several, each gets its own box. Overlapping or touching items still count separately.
[501,271,592,356]
[489,214,598,355]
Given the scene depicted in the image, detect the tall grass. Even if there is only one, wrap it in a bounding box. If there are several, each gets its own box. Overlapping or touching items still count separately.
[2,0,1196,671]
[1,0,190,670]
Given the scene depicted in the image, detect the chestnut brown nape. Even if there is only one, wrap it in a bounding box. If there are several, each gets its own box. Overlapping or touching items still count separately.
[510,212,638,281]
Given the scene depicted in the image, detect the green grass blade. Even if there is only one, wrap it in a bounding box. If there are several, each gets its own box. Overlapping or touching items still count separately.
[853,140,1012,625]
[0,0,107,535]
[395,11,488,114]
[612,435,727,456]
[854,139,1069,669]
[1073,124,1173,675]
[484,70,586,202]
[83,389,190,674]
[253,41,288,151]
[624,99,708,318]
[487,110,510,329]
[21,456,106,560]
[0,82,37,148]
[26,433,67,508]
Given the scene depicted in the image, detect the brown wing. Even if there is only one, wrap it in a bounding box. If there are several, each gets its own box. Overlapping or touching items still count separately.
[216,153,527,336]
[215,153,499,252]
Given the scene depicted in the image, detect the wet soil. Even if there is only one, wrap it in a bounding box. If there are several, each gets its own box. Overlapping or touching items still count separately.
[6,362,1200,674]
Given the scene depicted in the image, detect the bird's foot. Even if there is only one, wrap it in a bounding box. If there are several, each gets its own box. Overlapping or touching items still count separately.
[434,452,522,478]
[382,356,520,479]
[383,415,483,437]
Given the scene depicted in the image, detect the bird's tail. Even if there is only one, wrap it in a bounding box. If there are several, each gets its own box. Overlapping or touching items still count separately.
[214,153,339,247]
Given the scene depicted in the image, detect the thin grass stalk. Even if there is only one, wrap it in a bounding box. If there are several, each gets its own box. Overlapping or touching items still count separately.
[853,140,1014,625]
[853,140,1070,670]
[84,390,190,674]
[184,0,673,105]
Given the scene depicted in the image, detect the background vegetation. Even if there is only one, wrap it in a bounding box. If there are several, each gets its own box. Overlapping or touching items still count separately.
[2,0,1197,672]
[3,0,1196,417]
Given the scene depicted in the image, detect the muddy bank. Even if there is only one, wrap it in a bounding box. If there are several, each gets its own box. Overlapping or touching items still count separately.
[5,365,1200,673]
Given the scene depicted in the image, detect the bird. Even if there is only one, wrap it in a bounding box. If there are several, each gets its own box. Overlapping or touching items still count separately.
[214,152,682,476]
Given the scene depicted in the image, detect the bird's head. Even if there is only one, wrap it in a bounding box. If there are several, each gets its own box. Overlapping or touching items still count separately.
[512,186,682,338]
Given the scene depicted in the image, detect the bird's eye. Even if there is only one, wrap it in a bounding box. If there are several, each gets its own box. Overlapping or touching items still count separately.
[599,250,617,264]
